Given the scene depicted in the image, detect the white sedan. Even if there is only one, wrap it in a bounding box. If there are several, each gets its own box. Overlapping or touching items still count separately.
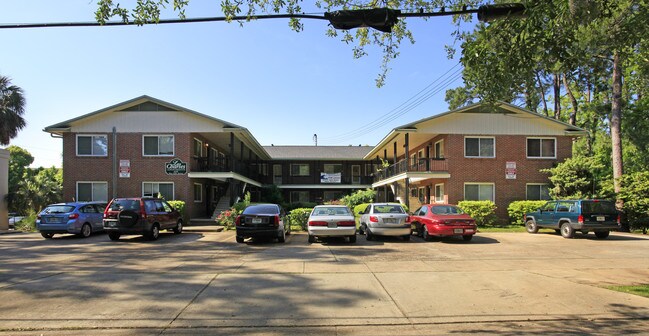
[307,205,357,244]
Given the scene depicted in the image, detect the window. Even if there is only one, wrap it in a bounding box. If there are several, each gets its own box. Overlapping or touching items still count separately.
[77,135,108,156]
[352,165,361,184]
[435,183,444,203]
[323,164,342,174]
[526,184,551,200]
[290,164,309,176]
[290,191,309,203]
[193,138,203,157]
[416,206,428,216]
[143,135,174,156]
[418,187,426,202]
[410,188,418,197]
[434,140,444,159]
[541,202,556,212]
[465,137,495,158]
[527,138,556,158]
[273,164,283,184]
[193,183,203,202]
[323,191,343,201]
[143,182,174,200]
[76,182,108,202]
[464,183,495,201]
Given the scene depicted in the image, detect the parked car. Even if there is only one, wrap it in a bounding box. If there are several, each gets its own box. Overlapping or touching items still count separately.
[103,197,183,241]
[8,213,24,230]
[36,202,107,239]
[525,199,620,239]
[358,203,411,241]
[307,205,357,244]
[235,203,290,243]
[410,204,477,242]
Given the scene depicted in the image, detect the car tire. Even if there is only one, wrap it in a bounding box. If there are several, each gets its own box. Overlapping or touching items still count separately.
[560,222,575,238]
[402,235,411,241]
[308,235,316,243]
[349,235,357,243]
[41,232,54,239]
[286,223,291,235]
[108,232,121,241]
[78,223,92,238]
[365,228,373,241]
[463,235,474,242]
[422,225,432,242]
[358,224,365,235]
[595,231,610,239]
[278,229,286,243]
[146,224,160,241]
[525,220,539,234]
[173,220,183,234]
[236,236,244,243]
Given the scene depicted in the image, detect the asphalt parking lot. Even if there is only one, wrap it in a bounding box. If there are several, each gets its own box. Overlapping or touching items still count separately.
[0,229,648,335]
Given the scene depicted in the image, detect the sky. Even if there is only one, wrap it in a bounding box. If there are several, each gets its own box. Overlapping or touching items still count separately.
[1,1,471,167]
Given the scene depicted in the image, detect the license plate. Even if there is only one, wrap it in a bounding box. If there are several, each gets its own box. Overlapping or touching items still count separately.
[47,217,61,223]
[383,218,396,224]
[454,229,464,234]
[596,216,605,222]
[252,218,262,224]
[328,222,337,228]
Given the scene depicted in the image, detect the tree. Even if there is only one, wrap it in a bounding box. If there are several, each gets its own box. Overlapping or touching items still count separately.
[0,75,26,145]
[542,157,607,200]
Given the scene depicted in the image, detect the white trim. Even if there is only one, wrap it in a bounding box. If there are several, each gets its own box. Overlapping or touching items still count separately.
[142,181,175,200]
[463,182,495,201]
[371,171,451,188]
[76,181,108,202]
[277,184,371,189]
[526,137,557,159]
[187,171,262,187]
[434,139,444,158]
[76,134,108,157]
[193,183,203,203]
[435,183,445,203]
[464,136,496,158]
[142,134,175,157]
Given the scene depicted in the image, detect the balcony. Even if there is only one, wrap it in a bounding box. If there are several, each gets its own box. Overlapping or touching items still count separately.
[192,157,266,182]
[374,158,448,183]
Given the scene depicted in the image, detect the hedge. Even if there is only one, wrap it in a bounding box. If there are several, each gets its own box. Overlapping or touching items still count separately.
[168,200,187,224]
[288,208,313,230]
[507,200,547,225]
[457,200,498,227]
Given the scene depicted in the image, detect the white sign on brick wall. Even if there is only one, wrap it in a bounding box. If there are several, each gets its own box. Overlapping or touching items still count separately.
[506,161,516,179]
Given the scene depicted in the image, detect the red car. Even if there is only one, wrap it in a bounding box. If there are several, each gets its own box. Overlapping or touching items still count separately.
[410,204,477,242]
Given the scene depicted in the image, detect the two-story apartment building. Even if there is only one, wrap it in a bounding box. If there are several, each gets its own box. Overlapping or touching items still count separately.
[44,96,586,222]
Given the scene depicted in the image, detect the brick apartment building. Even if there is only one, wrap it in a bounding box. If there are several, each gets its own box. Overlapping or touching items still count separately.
[44,96,585,221]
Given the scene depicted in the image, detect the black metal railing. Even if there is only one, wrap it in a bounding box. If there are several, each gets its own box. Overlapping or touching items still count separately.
[374,158,447,181]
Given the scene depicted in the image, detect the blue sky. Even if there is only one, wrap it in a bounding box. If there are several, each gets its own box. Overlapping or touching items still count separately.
[1,1,470,167]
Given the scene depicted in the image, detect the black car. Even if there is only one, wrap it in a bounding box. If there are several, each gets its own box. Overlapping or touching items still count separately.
[103,197,183,241]
[235,204,290,243]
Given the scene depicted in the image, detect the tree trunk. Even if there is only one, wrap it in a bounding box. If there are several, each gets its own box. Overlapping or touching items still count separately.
[536,71,549,116]
[563,75,579,126]
[553,73,561,120]
[611,52,624,196]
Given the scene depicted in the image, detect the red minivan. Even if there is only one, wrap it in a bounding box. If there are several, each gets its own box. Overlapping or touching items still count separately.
[410,204,477,242]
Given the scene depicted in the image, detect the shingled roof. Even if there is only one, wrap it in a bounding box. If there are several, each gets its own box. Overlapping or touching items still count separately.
[263,146,373,160]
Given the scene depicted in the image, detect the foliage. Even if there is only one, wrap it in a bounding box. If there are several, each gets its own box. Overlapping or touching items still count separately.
[7,166,62,215]
[607,285,649,299]
[168,200,186,223]
[507,200,548,225]
[618,172,649,231]
[288,208,313,231]
[260,184,284,205]
[285,202,317,211]
[14,210,37,232]
[216,208,241,230]
[340,189,375,210]
[457,200,498,227]
[353,203,370,216]
[232,192,252,212]
[0,75,27,145]
[542,157,606,200]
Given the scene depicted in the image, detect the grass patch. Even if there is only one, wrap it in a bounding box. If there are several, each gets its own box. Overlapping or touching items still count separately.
[607,284,649,298]
[477,225,527,233]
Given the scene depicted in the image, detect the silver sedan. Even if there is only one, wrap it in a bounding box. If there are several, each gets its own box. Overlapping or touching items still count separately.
[307,205,357,244]
[358,203,411,241]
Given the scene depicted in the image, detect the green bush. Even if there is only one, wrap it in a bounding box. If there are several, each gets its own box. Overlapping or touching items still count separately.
[507,200,548,225]
[340,189,376,210]
[458,200,498,227]
[288,208,313,231]
[618,171,649,231]
[216,209,241,230]
[15,210,37,232]
[168,200,186,223]
[354,203,371,216]
[285,202,317,211]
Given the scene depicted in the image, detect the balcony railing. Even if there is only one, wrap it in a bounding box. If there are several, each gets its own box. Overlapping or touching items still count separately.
[192,157,265,181]
[374,158,448,182]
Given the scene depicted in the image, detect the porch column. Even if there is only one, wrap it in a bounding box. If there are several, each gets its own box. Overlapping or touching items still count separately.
[426,144,431,171]
[393,141,397,165]
[229,132,235,171]
[426,185,431,204]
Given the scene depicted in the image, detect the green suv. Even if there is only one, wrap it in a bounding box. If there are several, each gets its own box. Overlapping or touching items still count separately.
[525,200,620,239]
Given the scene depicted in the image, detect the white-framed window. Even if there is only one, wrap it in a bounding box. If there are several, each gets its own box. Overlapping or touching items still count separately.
[435,183,445,203]
[142,182,174,200]
[193,138,203,157]
[193,183,203,202]
[418,187,426,202]
[464,183,495,201]
[76,181,108,202]
[323,164,342,174]
[143,135,174,156]
[434,140,444,159]
[76,135,108,156]
[352,165,361,184]
[465,136,495,158]
[290,191,310,203]
[527,137,556,159]
[323,190,343,201]
[290,164,310,176]
[410,187,418,198]
[526,184,551,200]
[273,164,283,184]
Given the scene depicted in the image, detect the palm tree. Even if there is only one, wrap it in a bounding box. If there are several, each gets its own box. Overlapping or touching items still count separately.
[0,75,26,146]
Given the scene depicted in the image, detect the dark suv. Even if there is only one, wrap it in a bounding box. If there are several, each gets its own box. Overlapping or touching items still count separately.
[525,199,620,239]
[103,197,183,241]
[235,204,290,243]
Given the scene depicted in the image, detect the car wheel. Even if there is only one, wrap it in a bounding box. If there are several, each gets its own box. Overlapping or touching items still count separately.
[173,220,183,234]
[236,236,244,243]
[422,225,432,242]
[41,232,54,239]
[525,220,539,234]
[278,228,286,243]
[349,235,357,243]
[560,222,575,238]
[286,223,291,235]
[78,223,92,238]
[358,224,365,235]
[462,235,474,242]
[402,235,411,241]
[108,232,121,241]
[365,228,373,241]
[595,231,610,239]
[308,234,316,243]
[146,224,160,241]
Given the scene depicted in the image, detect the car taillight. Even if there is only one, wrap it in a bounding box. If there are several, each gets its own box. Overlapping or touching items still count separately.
[308,221,327,226]
[235,215,241,226]
[338,221,356,227]
[139,199,147,219]
[405,216,411,223]
[275,215,280,225]
[68,213,79,219]
[369,216,379,222]
[578,215,584,224]
[37,214,41,220]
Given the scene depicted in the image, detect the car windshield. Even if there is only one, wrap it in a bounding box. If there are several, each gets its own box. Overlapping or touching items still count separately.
[43,205,75,214]
[109,200,141,211]
[373,205,405,214]
[581,201,617,214]
[431,205,463,215]
[312,207,352,216]
[243,205,279,215]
